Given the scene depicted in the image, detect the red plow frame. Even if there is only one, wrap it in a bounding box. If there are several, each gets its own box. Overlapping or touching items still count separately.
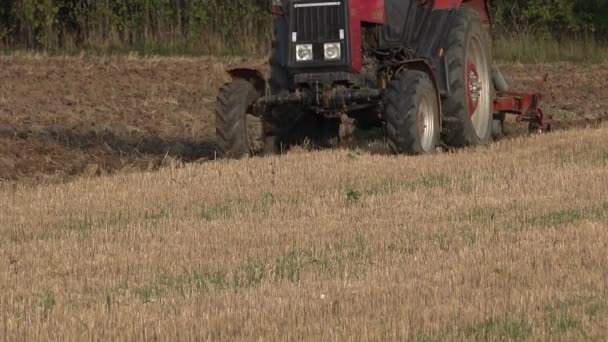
[493,92,552,133]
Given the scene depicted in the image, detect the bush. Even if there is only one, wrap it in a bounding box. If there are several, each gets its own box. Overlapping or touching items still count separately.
[491,0,608,40]
[0,0,273,54]
[0,0,606,55]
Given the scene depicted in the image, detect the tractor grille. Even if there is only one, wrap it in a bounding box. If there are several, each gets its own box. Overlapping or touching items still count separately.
[292,1,345,42]
[288,0,350,68]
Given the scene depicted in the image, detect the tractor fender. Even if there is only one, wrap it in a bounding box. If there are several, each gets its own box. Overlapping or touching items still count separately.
[227,67,267,96]
[397,59,444,122]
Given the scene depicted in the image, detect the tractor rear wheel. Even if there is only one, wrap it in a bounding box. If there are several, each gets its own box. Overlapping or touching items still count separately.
[443,7,493,147]
[385,70,440,155]
[215,79,270,158]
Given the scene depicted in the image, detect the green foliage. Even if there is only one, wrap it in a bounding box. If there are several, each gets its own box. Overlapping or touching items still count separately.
[0,1,606,54]
[494,35,608,63]
[0,0,272,53]
[134,285,163,303]
[200,202,235,221]
[464,317,532,341]
[41,290,57,315]
[346,189,363,203]
[491,0,608,39]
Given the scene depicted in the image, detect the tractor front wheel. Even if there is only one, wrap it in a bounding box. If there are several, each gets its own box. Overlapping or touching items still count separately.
[215,79,271,158]
[385,70,440,155]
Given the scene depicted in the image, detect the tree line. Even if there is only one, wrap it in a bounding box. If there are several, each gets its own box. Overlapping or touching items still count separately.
[0,0,606,53]
[492,0,608,39]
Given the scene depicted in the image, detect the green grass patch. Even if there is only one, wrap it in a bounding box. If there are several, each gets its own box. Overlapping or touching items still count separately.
[64,216,94,238]
[345,174,450,204]
[464,317,532,341]
[122,237,369,303]
[133,285,163,304]
[346,189,364,203]
[599,152,608,166]
[233,259,267,289]
[101,212,131,227]
[415,174,450,189]
[494,36,608,64]
[143,209,171,222]
[200,204,234,221]
[349,233,369,262]
[527,208,586,227]
[200,193,278,221]
[411,335,441,342]
[346,151,361,160]
[273,250,322,282]
[254,192,276,214]
[458,175,474,194]
[208,271,228,289]
[523,202,608,228]
[555,316,581,333]
[158,272,209,294]
[543,296,604,334]
[544,310,582,334]
[7,229,38,244]
[41,290,56,312]
[585,301,606,318]
[470,206,498,224]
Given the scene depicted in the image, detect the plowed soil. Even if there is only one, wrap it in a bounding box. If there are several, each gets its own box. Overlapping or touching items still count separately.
[0,55,606,182]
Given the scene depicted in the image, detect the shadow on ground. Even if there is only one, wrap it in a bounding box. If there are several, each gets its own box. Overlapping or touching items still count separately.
[0,126,218,182]
[2,117,605,183]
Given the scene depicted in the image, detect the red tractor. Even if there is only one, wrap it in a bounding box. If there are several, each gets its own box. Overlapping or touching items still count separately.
[216,0,551,157]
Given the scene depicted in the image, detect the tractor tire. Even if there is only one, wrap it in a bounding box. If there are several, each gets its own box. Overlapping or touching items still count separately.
[215,79,269,158]
[442,7,493,147]
[384,70,440,155]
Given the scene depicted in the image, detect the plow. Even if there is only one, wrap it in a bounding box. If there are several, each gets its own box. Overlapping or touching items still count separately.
[216,0,551,157]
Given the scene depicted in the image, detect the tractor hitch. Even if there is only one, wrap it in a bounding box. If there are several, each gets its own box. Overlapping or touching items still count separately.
[256,87,383,111]
[257,91,312,107]
[493,92,552,134]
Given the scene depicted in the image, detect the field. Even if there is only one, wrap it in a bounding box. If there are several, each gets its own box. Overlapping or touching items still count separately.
[1,55,607,182]
[1,55,608,340]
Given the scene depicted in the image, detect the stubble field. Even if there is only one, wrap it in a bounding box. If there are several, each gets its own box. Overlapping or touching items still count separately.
[1,54,608,340]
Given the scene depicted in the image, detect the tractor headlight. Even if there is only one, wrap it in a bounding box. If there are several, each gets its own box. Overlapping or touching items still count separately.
[295,44,313,62]
[324,43,341,61]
